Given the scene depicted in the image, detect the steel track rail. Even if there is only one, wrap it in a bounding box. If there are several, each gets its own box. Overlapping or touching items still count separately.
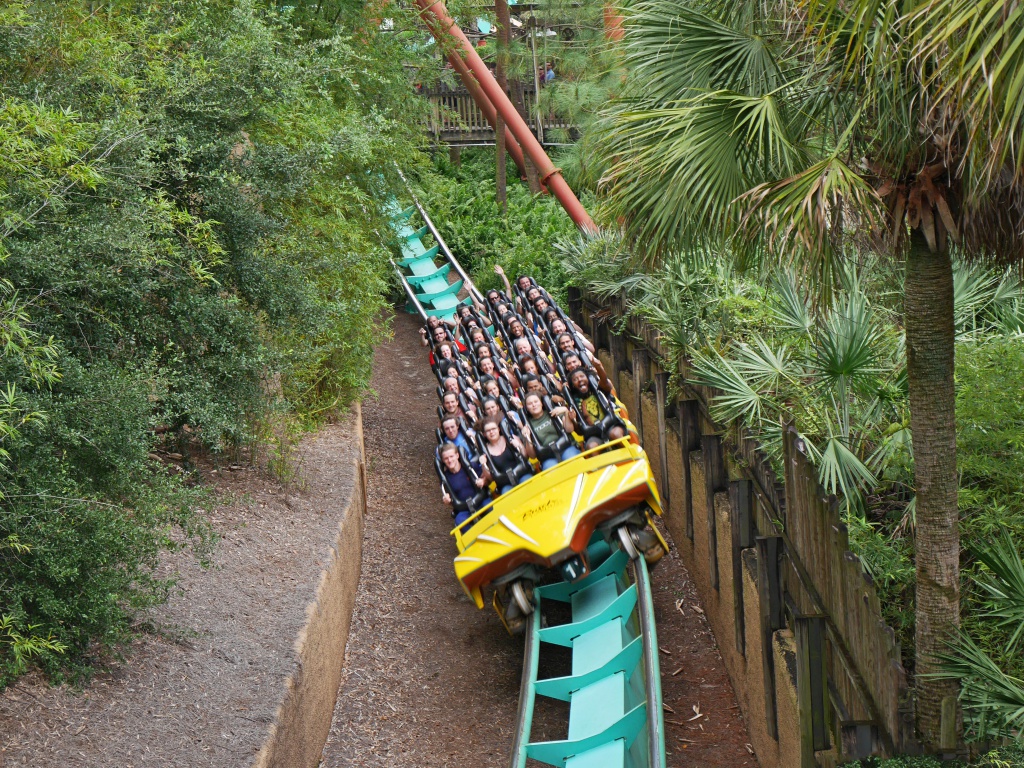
[510,539,667,768]
[391,258,429,322]
[634,554,667,768]
[396,168,484,304]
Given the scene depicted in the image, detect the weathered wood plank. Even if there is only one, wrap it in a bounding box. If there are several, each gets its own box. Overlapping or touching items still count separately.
[654,372,671,510]
[757,535,783,740]
[702,433,726,590]
[730,479,754,656]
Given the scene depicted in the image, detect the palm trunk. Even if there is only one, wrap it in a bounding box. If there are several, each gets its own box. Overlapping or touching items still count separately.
[511,79,542,193]
[905,228,960,749]
[494,0,511,214]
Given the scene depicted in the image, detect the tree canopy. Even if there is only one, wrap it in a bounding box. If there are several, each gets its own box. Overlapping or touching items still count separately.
[0,0,433,683]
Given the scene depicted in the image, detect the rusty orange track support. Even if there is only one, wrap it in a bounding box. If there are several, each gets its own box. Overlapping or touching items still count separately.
[415,0,597,232]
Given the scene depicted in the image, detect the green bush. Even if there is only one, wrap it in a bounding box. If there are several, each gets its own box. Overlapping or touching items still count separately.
[414,150,581,304]
[841,742,1024,767]
[0,0,432,683]
[956,341,1024,679]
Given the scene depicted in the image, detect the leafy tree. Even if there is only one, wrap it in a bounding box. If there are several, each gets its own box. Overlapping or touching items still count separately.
[595,0,1024,746]
[0,0,431,682]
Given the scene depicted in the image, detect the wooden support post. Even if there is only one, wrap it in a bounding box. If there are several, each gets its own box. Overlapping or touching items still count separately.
[729,479,755,656]
[796,614,831,764]
[757,535,783,741]
[632,348,648,446]
[702,432,726,590]
[840,721,879,761]
[566,286,582,320]
[608,327,628,378]
[589,314,602,353]
[679,399,700,541]
[654,373,671,509]
[940,696,959,753]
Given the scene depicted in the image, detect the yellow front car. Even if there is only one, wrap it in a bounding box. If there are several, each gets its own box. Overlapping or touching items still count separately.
[450,438,665,608]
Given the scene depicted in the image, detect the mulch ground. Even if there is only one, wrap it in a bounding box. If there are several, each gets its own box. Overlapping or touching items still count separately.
[322,311,757,767]
[0,417,360,767]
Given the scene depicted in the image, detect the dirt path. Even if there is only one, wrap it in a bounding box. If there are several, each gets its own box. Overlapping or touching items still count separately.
[0,418,360,767]
[322,312,757,767]
[321,312,523,767]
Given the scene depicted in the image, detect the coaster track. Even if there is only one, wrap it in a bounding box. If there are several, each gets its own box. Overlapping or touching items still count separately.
[389,198,667,768]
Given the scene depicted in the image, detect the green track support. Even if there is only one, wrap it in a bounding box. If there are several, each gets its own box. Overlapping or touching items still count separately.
[389,204,467,324]
[513,537,667,768]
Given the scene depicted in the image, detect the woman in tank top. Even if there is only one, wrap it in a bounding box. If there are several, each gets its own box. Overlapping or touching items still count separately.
[481,418,532,495]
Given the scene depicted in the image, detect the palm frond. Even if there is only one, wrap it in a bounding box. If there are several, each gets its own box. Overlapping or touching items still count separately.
[690,347,777,425]
[935,632,1024,741]
[807,433,878,505]
[953,259,1000,338]
[911,0,1024,189]
[813,280,885,388]
[623,2,786,103]
[770,269,813,337]
[739,155,882,297]
[730,337,801,393]
[970,531,1024,651]
[602,90,804,258]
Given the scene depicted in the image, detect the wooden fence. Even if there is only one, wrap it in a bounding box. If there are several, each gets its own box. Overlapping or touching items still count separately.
[567,288,916,766]
[419,83,572,145]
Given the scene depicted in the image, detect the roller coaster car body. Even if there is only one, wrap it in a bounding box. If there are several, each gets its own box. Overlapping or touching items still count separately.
[451,437,665,609]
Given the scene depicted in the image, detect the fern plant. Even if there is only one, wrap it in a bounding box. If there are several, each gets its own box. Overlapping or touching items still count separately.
[935,532,1024,741]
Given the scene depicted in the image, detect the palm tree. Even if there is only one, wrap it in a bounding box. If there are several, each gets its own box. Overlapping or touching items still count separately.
[595,0,1024,748]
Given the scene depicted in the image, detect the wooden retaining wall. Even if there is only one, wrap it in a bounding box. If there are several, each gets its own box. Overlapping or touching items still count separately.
[252,407,367,768]
[568,290,915,767]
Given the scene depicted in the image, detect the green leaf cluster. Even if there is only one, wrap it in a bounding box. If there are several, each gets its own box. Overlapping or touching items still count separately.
[413,149,580,304]
[0,0,431,682]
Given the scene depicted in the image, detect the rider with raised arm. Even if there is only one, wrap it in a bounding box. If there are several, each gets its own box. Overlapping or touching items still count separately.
[568,369,626,449]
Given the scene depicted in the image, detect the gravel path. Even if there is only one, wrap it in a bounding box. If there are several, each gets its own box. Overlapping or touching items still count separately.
[322,312,522,767]
[322,311,758,767]
[0,417,360,767]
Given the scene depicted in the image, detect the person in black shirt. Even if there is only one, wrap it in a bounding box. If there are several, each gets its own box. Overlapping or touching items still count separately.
[480,418,531,494]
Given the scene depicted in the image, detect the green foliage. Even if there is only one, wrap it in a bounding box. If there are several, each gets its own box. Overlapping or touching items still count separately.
[842,742,1024,767]
[563,227,1024,712]
[949,340,1024,737]
[0,0,430,683]
[413,150,580,303]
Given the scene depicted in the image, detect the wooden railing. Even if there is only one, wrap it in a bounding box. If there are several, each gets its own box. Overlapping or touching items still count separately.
[567,287,917,766]
[418,84,573,145]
